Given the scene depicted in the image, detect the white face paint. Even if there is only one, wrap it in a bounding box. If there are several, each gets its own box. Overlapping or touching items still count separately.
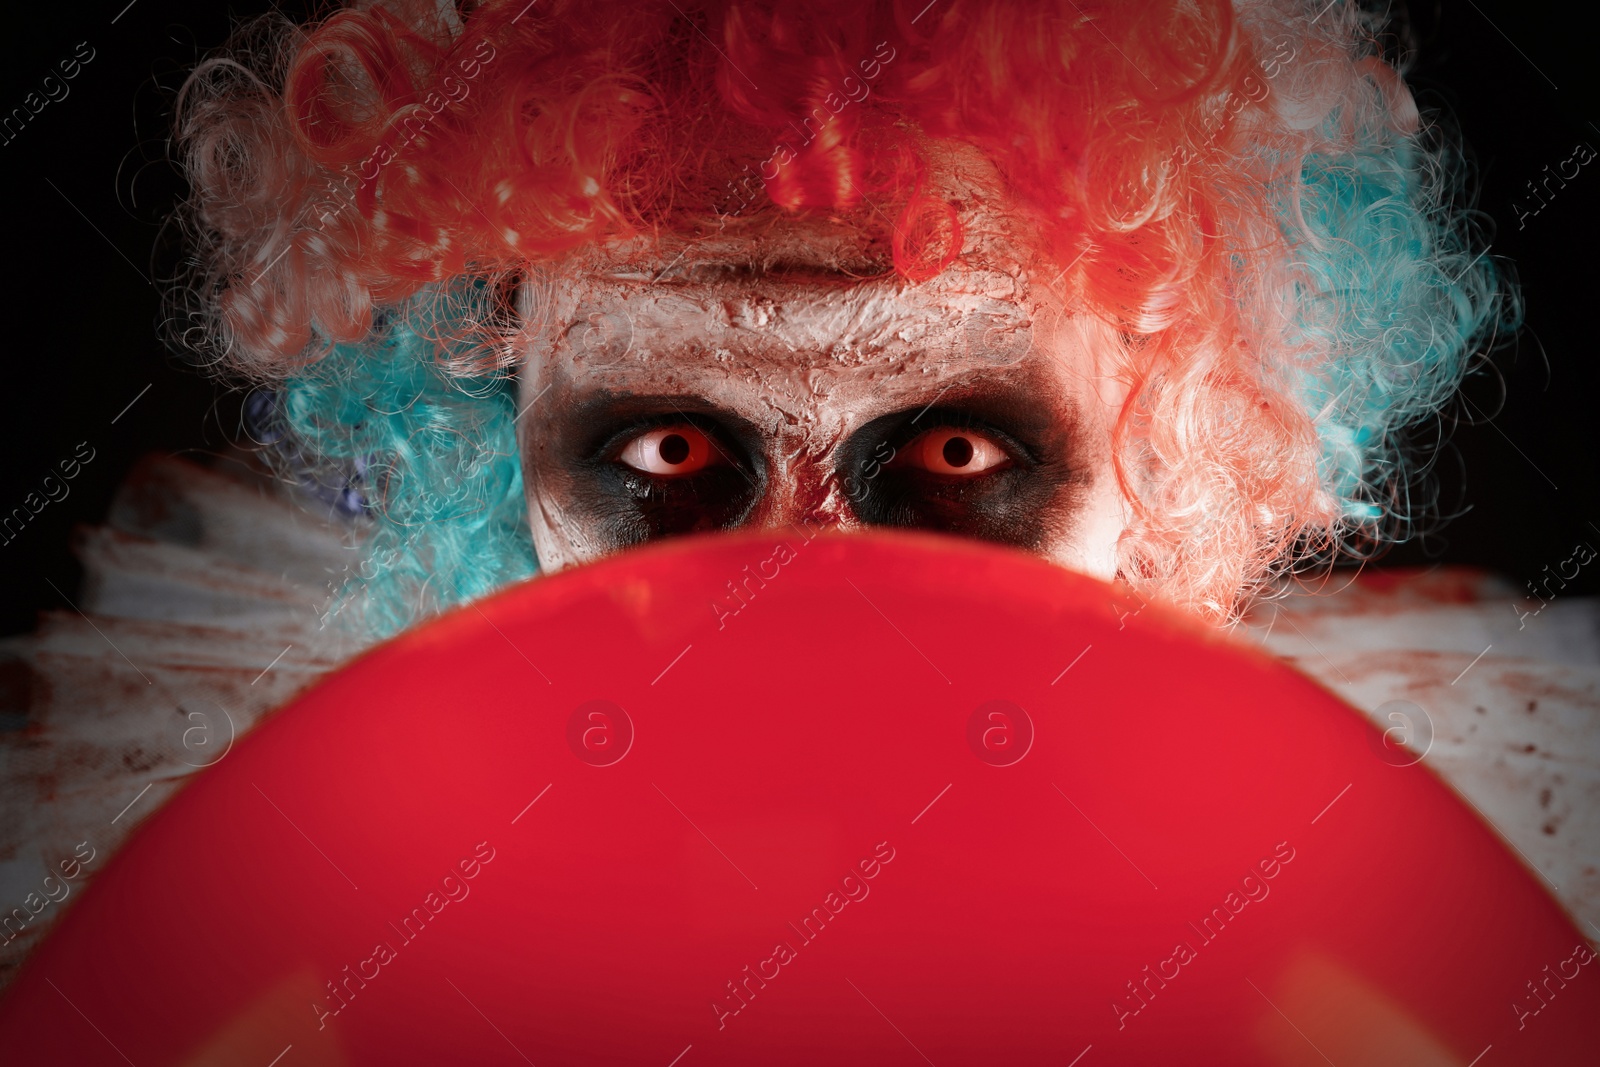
[515,139,1130,578]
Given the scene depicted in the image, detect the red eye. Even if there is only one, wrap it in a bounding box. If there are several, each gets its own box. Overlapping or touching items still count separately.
[617,426,723,475]
[902,428,1012,476]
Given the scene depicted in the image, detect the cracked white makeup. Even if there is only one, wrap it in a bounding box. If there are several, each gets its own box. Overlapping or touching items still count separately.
[514,139,1130,578]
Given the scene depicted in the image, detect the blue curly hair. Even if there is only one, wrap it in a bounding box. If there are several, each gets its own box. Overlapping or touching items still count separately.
[277,298,537,636]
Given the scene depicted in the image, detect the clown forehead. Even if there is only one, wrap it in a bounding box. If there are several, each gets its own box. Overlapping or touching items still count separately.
[541,233,1041,370]
[520,160,1092,435]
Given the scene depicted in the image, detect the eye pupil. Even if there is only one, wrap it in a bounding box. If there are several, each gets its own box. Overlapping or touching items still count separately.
[942,435,974,468]
[658,433,691,465]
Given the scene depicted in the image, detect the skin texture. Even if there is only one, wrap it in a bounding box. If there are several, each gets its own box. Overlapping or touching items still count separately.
[517,140,1131,579]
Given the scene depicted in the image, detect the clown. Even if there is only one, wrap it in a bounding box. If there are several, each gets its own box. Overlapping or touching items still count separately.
[5,0,1597,990]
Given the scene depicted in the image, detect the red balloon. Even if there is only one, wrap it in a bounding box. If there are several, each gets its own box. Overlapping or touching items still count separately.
[2,531,1595,1065]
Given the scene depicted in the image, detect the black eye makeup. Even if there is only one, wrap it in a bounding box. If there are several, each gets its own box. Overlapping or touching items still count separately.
[530,374,1091,561]
[835,398,1085,551]
[556,403,765,551]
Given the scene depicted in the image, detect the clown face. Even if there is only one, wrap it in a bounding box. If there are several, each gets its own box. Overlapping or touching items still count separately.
[517,142,1130,579]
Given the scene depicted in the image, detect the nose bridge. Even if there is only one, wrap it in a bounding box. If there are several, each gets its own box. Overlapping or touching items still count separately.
[740,432,852,537]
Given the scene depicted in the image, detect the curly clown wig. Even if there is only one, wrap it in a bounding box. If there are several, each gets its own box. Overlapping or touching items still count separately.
[169,0,1513,635]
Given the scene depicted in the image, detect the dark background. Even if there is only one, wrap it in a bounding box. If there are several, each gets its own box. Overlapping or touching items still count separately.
[1,0,1596,636]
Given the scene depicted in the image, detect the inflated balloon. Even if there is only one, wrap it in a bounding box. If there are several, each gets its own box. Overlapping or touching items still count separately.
[2,532,1594,1065]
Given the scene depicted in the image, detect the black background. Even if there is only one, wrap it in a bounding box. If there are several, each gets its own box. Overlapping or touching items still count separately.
[1,0,1595,637]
